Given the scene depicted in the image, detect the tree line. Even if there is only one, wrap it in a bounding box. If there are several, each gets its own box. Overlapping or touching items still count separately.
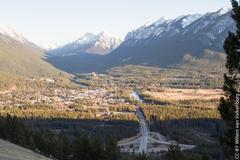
[0,114,212,160]
[0,114,121,160]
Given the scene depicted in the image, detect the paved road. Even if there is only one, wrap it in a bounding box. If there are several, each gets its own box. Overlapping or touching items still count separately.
[130,91,148,154]
[136,106,149,154]
[128,91,196,154]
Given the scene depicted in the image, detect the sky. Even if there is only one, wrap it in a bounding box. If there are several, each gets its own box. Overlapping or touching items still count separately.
[0,0,231,47]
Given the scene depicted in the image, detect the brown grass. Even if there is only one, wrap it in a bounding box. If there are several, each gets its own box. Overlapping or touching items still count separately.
[143,88,224,101]
[0,139,50,160]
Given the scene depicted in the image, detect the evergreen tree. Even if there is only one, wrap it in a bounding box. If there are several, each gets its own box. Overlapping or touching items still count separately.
[55,131,71,160]
[28,135,36,151]
[134,153,148,160]
[90,137,105,160]
[219,0,240,159]
[105,138,121,160]
[72,134,91,160]
[32,131,45,153]
[201,153,210,160]
[165,145,186,160]
[42,129,57,156]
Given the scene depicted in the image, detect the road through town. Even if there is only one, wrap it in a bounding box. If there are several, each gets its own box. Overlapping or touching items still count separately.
[136,106,149,154]
[117,91,196,154]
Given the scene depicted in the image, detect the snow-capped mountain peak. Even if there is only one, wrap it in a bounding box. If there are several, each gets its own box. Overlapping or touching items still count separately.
[0,25,28,43]
[124,9,232,46]
[124,17,170,44]
[180,14,202,28]
[86,31,122,55]
[217,8,231,16]
[124,14,201,46]
[98,31,111,37]
[76,32,96,45]
[141,17,168,28]
[155,17,169,26]
[50,31,122,56]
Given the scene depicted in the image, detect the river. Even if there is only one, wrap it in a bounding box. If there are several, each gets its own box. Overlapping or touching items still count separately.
[130,91,143,103]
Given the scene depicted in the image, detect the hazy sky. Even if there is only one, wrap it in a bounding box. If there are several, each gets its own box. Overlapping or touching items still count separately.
[0,0,231,46]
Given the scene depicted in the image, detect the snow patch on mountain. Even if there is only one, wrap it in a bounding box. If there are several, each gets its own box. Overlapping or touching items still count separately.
[79,31,122,55]
[217,8,231,16]
[50,31,122,56]
[0,26,28,43]
[180,14,201,28]
[41,44,60,50]
[124,9,232,46]
[125,17,170,45]
[125,14,201,46]
[76,33,96,45]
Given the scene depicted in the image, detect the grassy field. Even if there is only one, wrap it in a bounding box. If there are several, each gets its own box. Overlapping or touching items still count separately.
[0,139,50,160]
[143,88,223,101]
[139,88,223,110]
[139,88,223,158]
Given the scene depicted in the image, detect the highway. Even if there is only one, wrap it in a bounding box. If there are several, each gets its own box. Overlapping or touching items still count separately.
[117,91,196,154]
[136,106,149,154]
[130,91,149,154]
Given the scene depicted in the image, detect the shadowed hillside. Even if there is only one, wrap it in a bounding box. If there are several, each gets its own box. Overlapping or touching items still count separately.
[0,139,50,160]
[0,27,68,78]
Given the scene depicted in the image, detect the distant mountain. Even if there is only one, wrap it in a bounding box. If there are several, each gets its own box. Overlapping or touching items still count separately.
[108,8,234,66]
[123,15,201,46]
[49,31,122,56]
[0,26,65,77]
[48,9,234,73]
[40,43,59,50]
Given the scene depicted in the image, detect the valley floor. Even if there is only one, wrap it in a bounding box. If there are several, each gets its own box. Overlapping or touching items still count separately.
[0,65,225,159]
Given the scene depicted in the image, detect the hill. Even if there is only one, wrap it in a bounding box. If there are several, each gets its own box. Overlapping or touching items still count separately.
[178,50,226,73]
[0,26,67,77]
[0,139,50,160]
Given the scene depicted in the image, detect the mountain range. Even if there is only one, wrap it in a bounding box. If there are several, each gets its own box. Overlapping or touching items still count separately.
[47,8,234,73]
[107,8,233,65]
[0,8,235,75]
